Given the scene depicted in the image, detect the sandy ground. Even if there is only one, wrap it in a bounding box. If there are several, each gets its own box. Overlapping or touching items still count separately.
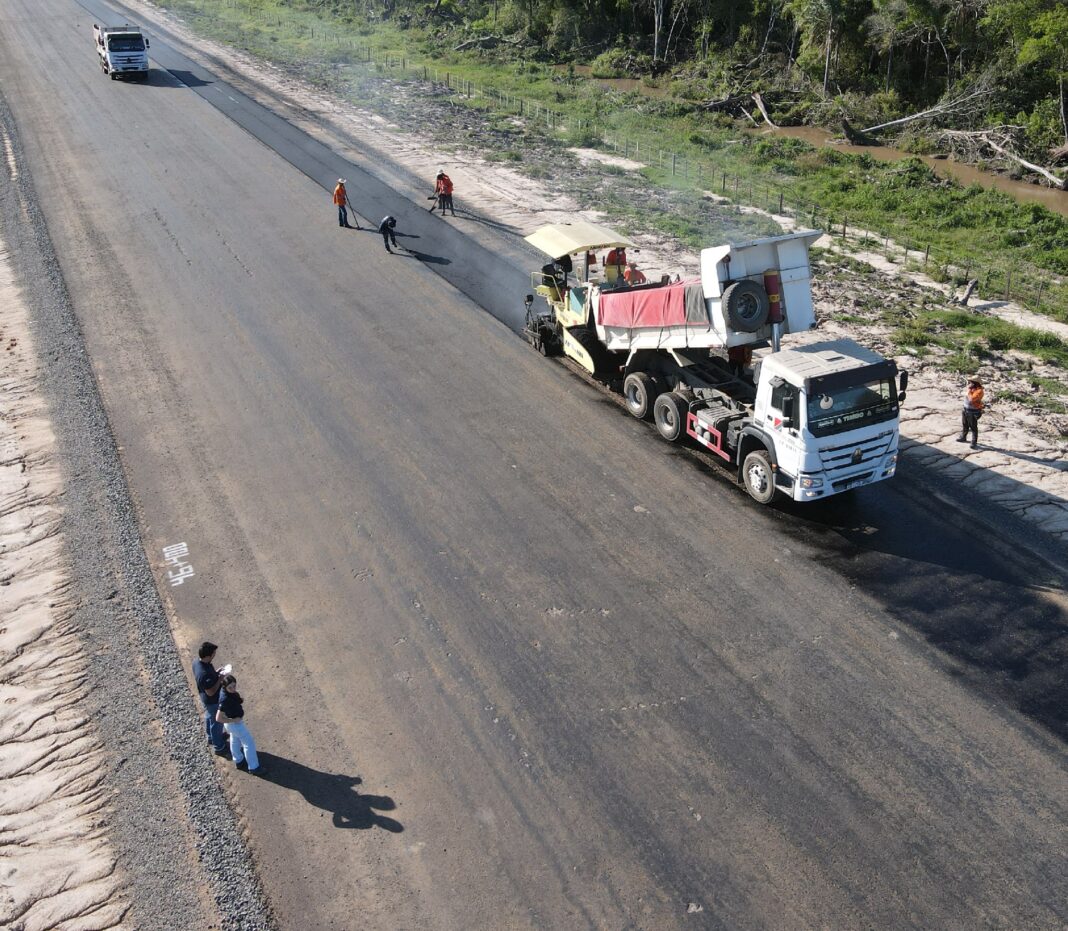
[0,235,131,930]
[127,2,1064,542]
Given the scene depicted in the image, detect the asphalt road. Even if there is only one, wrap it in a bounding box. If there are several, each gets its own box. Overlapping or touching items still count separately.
[2,1,1066,928]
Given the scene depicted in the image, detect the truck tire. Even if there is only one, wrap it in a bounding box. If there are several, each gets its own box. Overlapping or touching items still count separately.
[623,372,657,420]
[722,279,770,333]
[742,449,777,504]
[653,392,688,442]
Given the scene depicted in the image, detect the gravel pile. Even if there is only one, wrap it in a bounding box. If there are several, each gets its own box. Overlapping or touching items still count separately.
[0,88,275,931]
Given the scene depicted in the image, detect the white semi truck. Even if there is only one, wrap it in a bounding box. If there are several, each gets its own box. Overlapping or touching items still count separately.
[93,23,150,80]
[522,223,908,504]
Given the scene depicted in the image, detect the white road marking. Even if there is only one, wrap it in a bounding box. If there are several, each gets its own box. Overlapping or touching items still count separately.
[163,541,195,586]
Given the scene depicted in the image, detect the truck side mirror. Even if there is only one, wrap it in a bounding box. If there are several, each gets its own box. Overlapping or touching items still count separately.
[145,38,150,47]
[898,369,908,402]
[524,294,534,309]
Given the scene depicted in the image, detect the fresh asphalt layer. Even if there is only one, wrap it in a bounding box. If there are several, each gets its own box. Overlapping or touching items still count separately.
[2,0,1066,929]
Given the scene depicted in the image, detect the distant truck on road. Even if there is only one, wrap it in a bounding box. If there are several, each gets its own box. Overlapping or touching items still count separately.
[523,223,908,505]
[93,23,150,80]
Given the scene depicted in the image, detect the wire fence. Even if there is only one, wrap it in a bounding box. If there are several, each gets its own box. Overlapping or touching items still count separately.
[192,0,1063,316]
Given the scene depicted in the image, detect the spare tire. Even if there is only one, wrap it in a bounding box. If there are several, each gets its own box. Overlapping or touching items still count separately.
[722,279,770,333]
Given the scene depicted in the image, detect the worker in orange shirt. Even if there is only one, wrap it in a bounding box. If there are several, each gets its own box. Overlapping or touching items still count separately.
[623,261,647,286]
[333,179,358,229]
[430,170,456,216]
[957,375,984,447]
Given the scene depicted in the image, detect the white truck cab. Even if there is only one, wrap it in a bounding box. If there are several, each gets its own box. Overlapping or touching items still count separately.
[93,24,150,81]
[753,340,903,501]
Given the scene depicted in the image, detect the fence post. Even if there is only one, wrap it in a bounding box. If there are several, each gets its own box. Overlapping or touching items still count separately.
[924,244,930,266]
[1005,269,1012,300]
[779,191,784,213]
[671,152,676,176]
[843,218,847,238]
[722,174,727,193]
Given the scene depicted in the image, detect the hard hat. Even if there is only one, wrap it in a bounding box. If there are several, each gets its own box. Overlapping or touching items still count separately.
[967,374,983,386]
[337,178,346,184]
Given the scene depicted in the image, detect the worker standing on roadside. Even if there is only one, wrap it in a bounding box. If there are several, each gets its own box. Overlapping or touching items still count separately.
[379,215,398,253]
[192,641,229,757]
[333,179,358,229]
[216,675,267,776]
[957,375,984,448]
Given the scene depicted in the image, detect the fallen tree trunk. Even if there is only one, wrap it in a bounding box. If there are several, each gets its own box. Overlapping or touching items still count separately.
[957,279,979,306]
[453,35,522,51]
[751,92,777,128]
[860,89,987,134]
[841,119,879,145]
[983,137,1067,189]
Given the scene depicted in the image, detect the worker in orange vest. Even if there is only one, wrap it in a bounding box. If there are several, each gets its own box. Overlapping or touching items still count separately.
[623,261,647,286]
[333,179,358,229]
[957,375,984,447]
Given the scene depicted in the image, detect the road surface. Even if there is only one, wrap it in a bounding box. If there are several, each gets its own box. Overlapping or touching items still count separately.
[1,0,1065,928]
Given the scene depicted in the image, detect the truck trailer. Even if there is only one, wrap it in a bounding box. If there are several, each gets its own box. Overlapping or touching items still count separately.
[93,23,150,80]
[522,223,908,505]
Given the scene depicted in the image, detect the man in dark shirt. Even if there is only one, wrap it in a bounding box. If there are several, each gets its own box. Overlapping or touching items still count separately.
[192,641,228,754]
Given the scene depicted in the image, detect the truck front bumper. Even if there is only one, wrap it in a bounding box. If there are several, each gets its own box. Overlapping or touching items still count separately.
[784,451,899,501]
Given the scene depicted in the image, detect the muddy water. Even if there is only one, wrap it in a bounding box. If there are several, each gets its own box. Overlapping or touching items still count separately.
[559,69,1068,216]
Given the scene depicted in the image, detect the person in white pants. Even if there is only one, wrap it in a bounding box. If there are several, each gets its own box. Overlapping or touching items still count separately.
[215,675,266,775]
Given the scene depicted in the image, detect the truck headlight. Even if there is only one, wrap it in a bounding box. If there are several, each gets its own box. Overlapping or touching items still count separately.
[799,475,823,489]
[882,454,898,476]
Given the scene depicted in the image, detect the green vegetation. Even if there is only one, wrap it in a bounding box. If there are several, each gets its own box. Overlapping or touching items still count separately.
[892,308,1068,364]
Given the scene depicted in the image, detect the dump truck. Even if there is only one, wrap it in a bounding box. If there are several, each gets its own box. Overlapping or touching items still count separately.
[522,222,908,504]
[93,23,150,80]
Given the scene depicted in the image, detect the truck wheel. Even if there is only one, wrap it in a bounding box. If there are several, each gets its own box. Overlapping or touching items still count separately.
[742,449,776,504]
[723,280,770,333]
[653,392,688,442]
[623,372,657,419]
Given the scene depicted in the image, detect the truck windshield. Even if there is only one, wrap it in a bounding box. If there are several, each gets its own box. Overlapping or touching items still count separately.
[108,36,145,51]
[805,379,897,437]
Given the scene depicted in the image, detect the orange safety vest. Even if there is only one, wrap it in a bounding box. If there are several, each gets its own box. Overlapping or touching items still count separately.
[606,248,627,267]
[965,385,984,411]
[436,175,453,195]
[623,266,646,285]
[333,184,347,206]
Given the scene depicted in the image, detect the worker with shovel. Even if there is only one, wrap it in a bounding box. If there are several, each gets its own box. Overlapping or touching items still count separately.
[428,169,455,216]
[333,179,358,229]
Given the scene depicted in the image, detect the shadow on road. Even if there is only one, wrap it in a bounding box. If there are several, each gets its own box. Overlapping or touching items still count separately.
[256,753,403,831]
[982,445,1068,472]
[157,69,214,89]
[401,248,451,266]
[776,463,1068,743]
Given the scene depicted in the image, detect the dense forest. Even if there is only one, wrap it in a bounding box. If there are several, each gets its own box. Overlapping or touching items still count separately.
[344,0,1067,174]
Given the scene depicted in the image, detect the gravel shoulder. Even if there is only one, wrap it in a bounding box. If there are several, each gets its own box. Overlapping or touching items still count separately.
[0,85,274,931]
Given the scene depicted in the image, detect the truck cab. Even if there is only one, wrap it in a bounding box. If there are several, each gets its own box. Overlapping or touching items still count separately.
[93,24,150,80]
[751,340,904,501]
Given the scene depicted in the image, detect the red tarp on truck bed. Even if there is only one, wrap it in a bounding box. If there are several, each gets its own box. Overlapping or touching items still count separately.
[596,277,707,328]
